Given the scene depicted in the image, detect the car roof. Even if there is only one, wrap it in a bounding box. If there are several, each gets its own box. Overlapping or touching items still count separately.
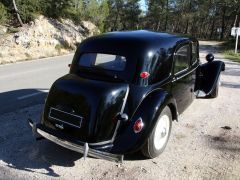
[78,30,197,57]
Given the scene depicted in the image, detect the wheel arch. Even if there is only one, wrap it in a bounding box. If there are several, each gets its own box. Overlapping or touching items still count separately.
[111,89,177,154]
[167,102,178,121]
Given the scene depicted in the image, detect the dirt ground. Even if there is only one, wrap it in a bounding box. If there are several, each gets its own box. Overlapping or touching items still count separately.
[0,41,240,180]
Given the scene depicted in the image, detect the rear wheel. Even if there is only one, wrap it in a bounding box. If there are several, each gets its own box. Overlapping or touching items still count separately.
[141,106,172,158]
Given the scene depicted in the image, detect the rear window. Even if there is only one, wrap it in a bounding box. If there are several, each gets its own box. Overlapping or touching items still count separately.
[78,53,126,71]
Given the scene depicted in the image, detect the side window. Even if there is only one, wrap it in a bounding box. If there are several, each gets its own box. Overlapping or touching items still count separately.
[174,45,190,74]
[191,42,198,64]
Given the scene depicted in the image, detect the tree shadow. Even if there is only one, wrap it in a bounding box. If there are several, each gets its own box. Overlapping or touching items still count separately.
[204,133,240,153]
[221,81,240,89]
[221,65,240,77]
[199,44,218,52]
[224,61,240,66]
[0,89,82,177]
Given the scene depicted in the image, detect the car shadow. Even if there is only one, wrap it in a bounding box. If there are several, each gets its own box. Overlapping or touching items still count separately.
[124,151,147,161]
[0,88,148,177]
[0,89,83,177]
[0,88,48,114]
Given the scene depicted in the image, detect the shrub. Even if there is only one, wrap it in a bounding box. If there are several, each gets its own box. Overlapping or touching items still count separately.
[55,44,62,52]
[16,0,40,23]
[8,27,20,33]
[0,2,8,24]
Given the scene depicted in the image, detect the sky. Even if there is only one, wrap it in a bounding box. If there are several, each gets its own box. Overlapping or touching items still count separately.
[139,0,147,11]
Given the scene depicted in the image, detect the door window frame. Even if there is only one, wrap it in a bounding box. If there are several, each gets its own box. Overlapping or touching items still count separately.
[191,41,199,65]
[173,43,191,76]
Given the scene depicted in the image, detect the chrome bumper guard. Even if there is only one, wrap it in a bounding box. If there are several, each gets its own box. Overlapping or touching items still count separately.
[28,119,124,163]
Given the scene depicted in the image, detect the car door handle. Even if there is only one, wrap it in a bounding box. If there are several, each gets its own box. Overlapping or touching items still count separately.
[172,77,177,82]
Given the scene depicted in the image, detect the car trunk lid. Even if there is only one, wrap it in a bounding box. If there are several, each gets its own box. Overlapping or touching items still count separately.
[43,74,129,143]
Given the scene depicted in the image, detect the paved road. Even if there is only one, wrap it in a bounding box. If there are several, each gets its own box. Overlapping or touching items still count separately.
[0,54,73,114]
[0,42,240,179]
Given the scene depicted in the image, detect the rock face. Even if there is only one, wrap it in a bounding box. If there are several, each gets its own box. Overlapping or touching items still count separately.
[0,15,99,64]
[0,25,7,35]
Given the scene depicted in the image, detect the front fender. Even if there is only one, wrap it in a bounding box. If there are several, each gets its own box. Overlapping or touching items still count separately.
[195,60,225,97]
[111,89,176,154]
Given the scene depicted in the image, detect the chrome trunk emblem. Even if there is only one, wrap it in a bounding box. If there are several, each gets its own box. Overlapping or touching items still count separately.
[55,123,64,129]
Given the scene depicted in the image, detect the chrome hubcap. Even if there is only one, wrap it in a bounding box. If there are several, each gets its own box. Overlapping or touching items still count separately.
[154,115,170,150]
[161,127,167,138]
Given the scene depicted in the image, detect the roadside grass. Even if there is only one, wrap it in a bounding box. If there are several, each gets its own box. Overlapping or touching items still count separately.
[55,43,75,53]
[220,39,240,63]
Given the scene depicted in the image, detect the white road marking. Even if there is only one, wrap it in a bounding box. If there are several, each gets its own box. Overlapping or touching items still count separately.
[0,67,58,80]
[0,53,74,67]
[17,90,49,100]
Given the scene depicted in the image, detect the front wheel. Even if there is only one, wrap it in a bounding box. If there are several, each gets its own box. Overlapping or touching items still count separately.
[141,106,172,158]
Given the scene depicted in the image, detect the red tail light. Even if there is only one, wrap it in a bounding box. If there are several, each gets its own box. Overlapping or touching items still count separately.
[140,72,150,79]
[133,118,144,133]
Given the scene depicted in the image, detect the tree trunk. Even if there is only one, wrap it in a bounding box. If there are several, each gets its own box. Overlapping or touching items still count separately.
[209,19,215,39]
[12,0,24,27]
[220,6,226,40]
[164,0,169,31]
[184,20,189,34]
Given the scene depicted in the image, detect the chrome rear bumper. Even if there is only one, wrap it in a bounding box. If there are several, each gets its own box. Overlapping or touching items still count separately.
[28,119,123,163]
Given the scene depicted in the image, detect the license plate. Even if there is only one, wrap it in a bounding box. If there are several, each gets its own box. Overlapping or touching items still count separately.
[49,107,83,128]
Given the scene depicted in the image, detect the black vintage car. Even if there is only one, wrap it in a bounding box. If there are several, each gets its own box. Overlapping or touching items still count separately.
[29,30,225,162]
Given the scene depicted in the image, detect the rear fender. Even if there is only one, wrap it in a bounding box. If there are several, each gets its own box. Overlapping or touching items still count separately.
[112,89,177,154]
[194,60,225,98]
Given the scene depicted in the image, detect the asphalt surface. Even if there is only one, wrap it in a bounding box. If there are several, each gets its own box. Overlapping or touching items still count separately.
[0,54,73,114]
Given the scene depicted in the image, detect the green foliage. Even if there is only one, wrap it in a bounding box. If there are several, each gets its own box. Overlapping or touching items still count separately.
[39,0,74,19]
[16,0,40,23]
[0,2,9,24]
[220,39,240,62]
[105,0,141,31]
[8,27,20,33]
[223,50,240,62]
[84,0,109,32]
[1,0,239,41]
[55,44,62,52]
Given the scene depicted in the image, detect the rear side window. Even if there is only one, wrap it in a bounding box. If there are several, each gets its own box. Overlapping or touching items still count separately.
[79,53,126,71]
[174,45,190,74]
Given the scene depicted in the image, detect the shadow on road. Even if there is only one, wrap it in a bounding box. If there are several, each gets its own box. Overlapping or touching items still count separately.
[0,89,83,177]
[0,89,48,114]
[205,133,240,153]
[0,88,149,177]
[221,81,240,89]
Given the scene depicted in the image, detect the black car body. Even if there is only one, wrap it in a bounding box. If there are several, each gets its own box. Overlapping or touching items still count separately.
[29,30,225,162]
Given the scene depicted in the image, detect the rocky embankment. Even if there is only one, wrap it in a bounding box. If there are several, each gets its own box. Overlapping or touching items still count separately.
[0,15,99,64]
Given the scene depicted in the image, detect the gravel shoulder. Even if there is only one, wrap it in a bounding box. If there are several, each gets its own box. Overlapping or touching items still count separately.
[0,41,240,180]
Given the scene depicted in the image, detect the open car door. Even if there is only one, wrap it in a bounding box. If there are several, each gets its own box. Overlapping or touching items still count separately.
[194,55,225,98]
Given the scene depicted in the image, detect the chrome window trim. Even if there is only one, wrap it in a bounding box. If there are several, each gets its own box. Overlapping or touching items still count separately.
[173,44,190,75]
[172,64,199,82]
